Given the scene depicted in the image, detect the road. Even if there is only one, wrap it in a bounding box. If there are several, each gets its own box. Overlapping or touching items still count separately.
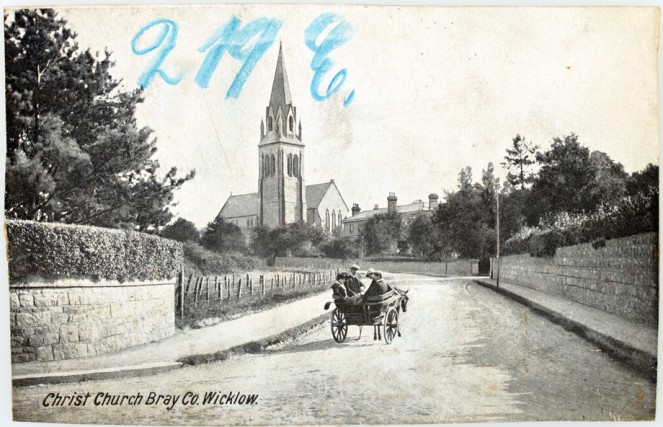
[12,275,656,424]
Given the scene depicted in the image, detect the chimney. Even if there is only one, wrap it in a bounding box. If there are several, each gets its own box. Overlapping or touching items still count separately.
[352,203,361,216]
[374,204,379,210]
[387,192,397,214]
[429,193,439,211]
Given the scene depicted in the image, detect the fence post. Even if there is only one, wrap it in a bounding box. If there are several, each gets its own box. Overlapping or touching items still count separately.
[178,270,184,319]
[237,279,242,298]
[214,276,219,300]
[193,277,200,306]
[262,275,265,295]
[205,277,210,302]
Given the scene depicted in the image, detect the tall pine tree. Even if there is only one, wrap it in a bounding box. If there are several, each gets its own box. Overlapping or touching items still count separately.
[5,9,194,231]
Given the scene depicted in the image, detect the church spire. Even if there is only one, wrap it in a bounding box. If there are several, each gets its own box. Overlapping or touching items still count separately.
[269,42,293,112]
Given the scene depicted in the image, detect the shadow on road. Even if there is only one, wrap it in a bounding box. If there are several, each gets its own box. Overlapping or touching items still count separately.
[268,334,384,355]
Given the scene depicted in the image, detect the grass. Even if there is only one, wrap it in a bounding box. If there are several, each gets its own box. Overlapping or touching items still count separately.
[176,281,330,329]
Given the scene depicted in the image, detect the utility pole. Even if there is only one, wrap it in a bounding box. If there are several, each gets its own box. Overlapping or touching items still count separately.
[496,181,500,289]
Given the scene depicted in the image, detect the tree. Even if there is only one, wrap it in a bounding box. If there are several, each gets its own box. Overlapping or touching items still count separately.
[626,163,658,196]
[320,237,359,259]
[527,134,626,225]
[4,9,194,231]
[161,218,199,243]
[501,134,539,190]
[201,217,246,253]
[250,222,329,258]
[407,214,435,258]
[360,212,402,255]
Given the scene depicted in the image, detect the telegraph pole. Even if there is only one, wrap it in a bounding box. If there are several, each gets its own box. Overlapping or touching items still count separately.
[496,181,500,289]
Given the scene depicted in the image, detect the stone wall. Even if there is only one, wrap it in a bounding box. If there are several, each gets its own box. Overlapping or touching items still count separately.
[493,233,658,326]
[10,279,175,363]
[274,257,479,277]
[6,220,182,363]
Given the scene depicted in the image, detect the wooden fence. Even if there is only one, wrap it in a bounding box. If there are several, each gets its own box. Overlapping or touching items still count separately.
[175,270,338,317]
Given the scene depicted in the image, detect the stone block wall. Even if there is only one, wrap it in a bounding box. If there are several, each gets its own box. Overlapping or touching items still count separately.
[494,232,658,326]
[10,280,175,363]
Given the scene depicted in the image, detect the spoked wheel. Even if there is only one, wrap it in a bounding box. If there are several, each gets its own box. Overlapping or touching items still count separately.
[383,307,398,344]
[331,308,348,343]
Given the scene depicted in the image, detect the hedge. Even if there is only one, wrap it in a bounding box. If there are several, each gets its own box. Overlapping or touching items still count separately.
[6,220,183,282]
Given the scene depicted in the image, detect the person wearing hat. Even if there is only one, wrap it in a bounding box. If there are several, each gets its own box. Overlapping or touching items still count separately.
[363,270,391,300]
[330,272,348,303]
[346,264,364,296]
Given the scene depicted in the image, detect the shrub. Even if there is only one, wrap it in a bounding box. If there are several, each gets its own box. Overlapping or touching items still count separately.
[6,219,182,282]
[182,242,259,275]
[504,188,658,257]
[320,237,359,259]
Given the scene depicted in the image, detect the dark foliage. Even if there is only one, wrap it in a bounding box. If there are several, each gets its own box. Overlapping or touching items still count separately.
[6,219,182,282]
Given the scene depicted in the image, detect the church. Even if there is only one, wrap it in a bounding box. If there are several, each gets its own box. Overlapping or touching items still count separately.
[216,44,349,235]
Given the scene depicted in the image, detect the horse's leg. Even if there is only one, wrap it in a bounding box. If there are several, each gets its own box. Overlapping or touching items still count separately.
[397,307,402,337]
[373,325,377,340]
[377,324,382,340]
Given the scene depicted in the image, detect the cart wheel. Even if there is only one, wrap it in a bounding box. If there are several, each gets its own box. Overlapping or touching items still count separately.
[331,308,348,343]
[383,307,398,344]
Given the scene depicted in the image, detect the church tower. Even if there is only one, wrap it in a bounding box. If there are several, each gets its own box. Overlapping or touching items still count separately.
[258,44,306,227]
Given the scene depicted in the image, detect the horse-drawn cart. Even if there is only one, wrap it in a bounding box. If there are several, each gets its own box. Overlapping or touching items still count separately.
[326,289,409,345]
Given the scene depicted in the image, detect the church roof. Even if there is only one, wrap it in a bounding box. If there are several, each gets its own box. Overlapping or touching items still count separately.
[269,43,292,113]
[305,182,332,209]
[218,181,345,220]
[217,193,259,219]
[343,201,427,223]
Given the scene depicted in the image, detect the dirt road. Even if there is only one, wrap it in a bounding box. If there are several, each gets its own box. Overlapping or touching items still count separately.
[12,275,655,424]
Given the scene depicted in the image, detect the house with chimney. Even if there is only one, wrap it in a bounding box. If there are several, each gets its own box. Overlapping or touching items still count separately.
[216,44,349,235]
[341,192,440,243]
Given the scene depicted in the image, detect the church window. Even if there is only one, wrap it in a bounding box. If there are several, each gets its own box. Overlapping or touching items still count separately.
[288,116,294,133]
[331,210,336,231]
[350,225,354,233]
[270,154,276,176]
[338,213,343,230]
[293,155,299,177]
[267,116,273,131]
[287,154,293,176]
[326,210,330,230]
[247,218,250,226]
[263,155,269,176]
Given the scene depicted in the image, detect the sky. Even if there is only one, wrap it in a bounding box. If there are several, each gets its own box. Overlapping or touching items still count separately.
[5,5,661,228]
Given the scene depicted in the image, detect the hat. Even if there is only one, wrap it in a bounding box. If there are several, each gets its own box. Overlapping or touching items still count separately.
[366,268,376,276]
[350,264,360,270]
[374,270,383,277]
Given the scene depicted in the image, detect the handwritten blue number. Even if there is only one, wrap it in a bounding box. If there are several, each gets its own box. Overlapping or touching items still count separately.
[304,13,355,107]
[195,16,282,99]
[131,19,184,89]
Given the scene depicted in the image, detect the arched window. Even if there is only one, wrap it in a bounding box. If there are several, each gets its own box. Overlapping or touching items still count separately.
[267,116,273,131]
[289,116,294,132]
[287,154,293,177]
[270,154,276,176]
[338,213,343,230]
[293,155,299,178]
[332,210,336,231]
[263,155,269,176]
[325,209,330,230]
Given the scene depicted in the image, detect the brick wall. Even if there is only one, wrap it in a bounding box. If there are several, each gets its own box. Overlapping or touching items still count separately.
[494,232,658,326]
[10,279,175,363]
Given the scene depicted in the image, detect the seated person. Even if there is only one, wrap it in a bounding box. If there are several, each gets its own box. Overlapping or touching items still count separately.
[346,264,364,296]
[331,273,361,304]
[363,270,392,301]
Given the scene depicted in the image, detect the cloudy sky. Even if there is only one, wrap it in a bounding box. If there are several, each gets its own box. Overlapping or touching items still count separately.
[6,5,660,228]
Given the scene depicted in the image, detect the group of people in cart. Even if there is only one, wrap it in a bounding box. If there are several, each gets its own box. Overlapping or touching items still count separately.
[330,264,393,305]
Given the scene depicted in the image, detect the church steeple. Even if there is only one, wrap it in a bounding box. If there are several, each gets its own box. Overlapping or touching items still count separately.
[258,44,306,228]
[269,42,292,114]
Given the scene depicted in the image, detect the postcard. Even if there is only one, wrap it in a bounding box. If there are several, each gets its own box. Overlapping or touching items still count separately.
[3,3,659,426]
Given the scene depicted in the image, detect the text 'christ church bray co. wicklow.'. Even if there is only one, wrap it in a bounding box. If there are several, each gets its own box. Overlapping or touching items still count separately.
[217,44,438,240]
